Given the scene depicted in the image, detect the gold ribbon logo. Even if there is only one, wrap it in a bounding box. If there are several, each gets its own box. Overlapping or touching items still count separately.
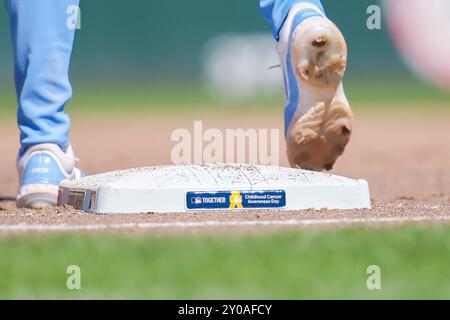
[229,191,243,209]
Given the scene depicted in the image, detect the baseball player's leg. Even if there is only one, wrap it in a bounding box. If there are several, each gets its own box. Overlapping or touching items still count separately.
[7,0,83,208]
[259,0,325,40]
[260,0,353,171]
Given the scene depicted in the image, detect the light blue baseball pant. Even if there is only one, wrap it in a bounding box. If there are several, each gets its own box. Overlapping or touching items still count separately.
[7,0,323,157]
[259,0,325,40]
[6,0,79,156]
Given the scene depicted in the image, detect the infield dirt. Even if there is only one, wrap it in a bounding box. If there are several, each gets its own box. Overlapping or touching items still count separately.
[1,109,449,233]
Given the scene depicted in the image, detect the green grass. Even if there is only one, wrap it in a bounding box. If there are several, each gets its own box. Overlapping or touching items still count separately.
[1,225,450,299]
[66,78,450,112]
[0,77,449,117]
[345,76,450,107]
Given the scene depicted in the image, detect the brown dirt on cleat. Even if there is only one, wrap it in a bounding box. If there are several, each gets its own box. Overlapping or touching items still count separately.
[292,19,348,88]
[312,36,327,47]
[287,102,353,171]
[286,17,352,171]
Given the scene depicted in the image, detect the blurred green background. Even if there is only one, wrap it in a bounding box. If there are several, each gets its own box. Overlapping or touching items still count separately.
[0,0,449,114]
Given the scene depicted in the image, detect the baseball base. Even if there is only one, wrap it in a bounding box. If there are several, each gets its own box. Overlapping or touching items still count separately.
[57,164,371,214]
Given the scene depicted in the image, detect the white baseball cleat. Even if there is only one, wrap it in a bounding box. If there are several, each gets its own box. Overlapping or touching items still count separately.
[278,5,353,171]
[16,143,84,209]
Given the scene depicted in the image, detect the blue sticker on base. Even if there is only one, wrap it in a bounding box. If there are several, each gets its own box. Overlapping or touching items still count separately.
[186,190,286,210]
